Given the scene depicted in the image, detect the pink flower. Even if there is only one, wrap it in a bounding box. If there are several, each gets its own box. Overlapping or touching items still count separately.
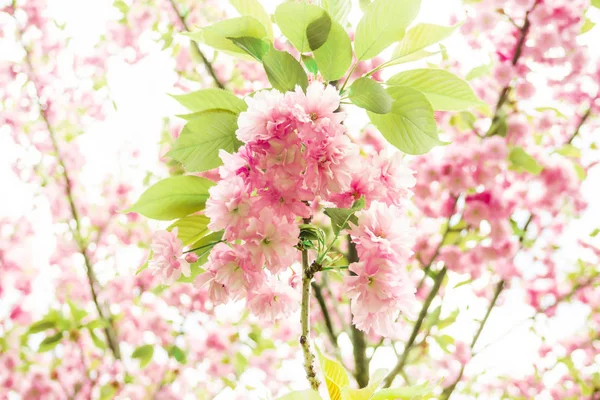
[349,201,414,262]
[149,228,190,284]
[204,243,265,299]
[304,134,359,196]
[243,209,299,274]
[236,89,291,143]
[516,80,536,99]
[371,152,416,206]
[286,82,343,138]
[247,280,299,321]
[344,259,418,337]
[205,175,252,238]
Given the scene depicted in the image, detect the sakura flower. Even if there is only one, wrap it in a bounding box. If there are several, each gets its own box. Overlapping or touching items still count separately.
[349,201,414,262]
[236,89,291,143]
[205,175,252,238]
[149,228,190,284]
[205,243,265,299]
[247,280,299,321]
[243,209,299,274]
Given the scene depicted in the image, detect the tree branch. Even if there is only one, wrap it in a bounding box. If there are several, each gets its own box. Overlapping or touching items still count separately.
[440,280,505,400]
[300,248,321,391]
[566,106,593,145]
[488,1,540,133]
[16,20,122,360]
[383,267,448,388]
[167,0,226,89]
[311,281,339,352]
[347,237,370,388]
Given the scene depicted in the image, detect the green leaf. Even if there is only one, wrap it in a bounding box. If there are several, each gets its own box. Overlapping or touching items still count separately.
[85,319,108,330]
[277,390,323,400]
[302,55,319,75]
[306,11,332,51]
[354,0,421,60]
[169,88,247,114]
[263,48,309,92]
[368,87,445,155]
[228,36,271,61]
[230,0,273,40]
[313,21,352,81]
[100,384,117,400]
[465,63,492,80]
[275,2,324,53]
[341,368,387,400]
[573,161,586,180]
[321,0,352,26]
[127,175,215,220]
[555,144,580,158]
[38,332,64,352]
[132,344,154,368]
[508,147,544,175]
[387,69,483,111]
[348,77,392,114]
[433,334,454,353]
[592,0,600,9]
[67,300,88,325]
[168,215,211,246]
[371,382,434,400]
[185,16,268,57]
[590,228,600,237]
[393,23,459,60]
[89,329,107,350]
[324,208,359,234]
[167,110,241,172]
[28,320,58,334]
[168,345,187,364]
[317,348,350,400]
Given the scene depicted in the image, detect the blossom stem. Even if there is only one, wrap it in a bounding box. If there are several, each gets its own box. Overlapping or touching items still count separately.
[383,266,447,388]
[183,240,224,254]
[321,266,349,271]
[300,248,321,391]
[166,0,226,89]
[339,62,358,94]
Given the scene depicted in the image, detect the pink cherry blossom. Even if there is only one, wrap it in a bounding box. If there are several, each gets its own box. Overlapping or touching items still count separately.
[149,228,191,284]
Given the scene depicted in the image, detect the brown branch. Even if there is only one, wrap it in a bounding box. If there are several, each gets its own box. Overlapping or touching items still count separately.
[16,20,121,360]
[440,280,505,400]
[311,281,339,348]
[166,0,226,89]
[567,106,593,145]
[488,1,540,134]
[383,267,447,388]
[347,237,370,388]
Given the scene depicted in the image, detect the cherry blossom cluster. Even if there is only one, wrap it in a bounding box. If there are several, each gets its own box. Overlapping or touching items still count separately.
[151,82,418,334]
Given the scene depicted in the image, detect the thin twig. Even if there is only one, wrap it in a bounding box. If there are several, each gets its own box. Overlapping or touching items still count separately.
[488,1,541,135]
[16,19,121,360]
[383,267,448,388]
[311,281,340,354]
[566,106,593,145]
[166,0,226,89]
[347,238,370,388]
[440,280,504,400]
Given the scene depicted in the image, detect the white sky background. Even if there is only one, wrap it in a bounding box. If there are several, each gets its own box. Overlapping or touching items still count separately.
[1,0,600,399]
